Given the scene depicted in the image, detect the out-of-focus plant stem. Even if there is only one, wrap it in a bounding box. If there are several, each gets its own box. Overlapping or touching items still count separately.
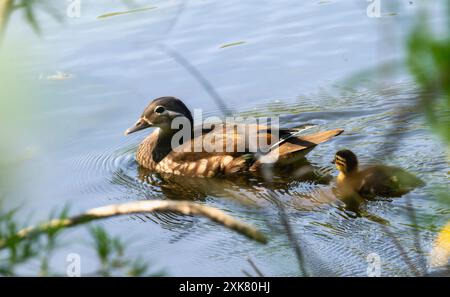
[0,0,13,40]
[407,6,450,146]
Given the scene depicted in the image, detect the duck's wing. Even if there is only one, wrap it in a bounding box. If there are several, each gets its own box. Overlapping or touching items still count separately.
[155,124,259,177]
[281,128,344,159]
[359,165,424,197]
[299,129,344,145]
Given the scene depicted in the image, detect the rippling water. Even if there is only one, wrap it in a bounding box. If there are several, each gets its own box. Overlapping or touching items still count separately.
[3,0,449,276]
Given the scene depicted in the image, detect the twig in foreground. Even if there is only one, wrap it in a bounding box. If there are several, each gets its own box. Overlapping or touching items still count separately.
[265,191,309,277]
[247,257,265,277]
[0,200,268,249]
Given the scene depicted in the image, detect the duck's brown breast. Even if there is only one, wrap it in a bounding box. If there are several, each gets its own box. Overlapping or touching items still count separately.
[136,134,159,170]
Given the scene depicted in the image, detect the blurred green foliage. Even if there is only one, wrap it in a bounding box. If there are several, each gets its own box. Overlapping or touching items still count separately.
[407,3,450,274]
[0,206,157,276]
[0,0,61,38]
[0,36,38,195]
[0,0,140,39]
[89,226,162,277]
[407,5,450,146]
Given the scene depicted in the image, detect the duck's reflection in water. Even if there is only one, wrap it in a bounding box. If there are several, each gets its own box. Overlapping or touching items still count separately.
[137,159,333,202]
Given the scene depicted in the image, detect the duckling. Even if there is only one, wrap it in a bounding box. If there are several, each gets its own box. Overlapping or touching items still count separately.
[332,149,424,199]
[125,96,344,177]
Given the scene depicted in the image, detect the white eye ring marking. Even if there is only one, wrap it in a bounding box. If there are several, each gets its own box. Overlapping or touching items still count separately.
[154,105,166,114]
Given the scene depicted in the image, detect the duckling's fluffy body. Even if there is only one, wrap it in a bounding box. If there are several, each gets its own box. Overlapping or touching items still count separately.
[334,150,424,198]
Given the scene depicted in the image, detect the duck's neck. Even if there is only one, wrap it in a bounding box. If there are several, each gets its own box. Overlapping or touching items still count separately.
[152,129,173,163]
[152,124,194,163]
[337,168,358,184]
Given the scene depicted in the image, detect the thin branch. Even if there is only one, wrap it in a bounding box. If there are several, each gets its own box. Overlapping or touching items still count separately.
[163,0,188,37]
[247,257,265,277]
[0,200,268,249]
[156,43,233,117]
[404,198,427,274]
[0,0,13,41]
[371,104,420,161]
[379,223,421,276]
[267,191,309,276]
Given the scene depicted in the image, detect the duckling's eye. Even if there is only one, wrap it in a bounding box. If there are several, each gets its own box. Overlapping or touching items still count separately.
[154,106,165,114]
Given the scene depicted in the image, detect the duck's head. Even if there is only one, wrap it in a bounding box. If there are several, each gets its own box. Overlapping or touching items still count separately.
[332,149,358,174]
[125,97,193,135]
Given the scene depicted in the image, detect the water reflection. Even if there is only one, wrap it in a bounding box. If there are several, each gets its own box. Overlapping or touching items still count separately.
[136,159,331,201]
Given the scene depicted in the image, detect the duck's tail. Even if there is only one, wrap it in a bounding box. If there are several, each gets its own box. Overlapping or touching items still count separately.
[251,128,344,169]
[299,128,344,145]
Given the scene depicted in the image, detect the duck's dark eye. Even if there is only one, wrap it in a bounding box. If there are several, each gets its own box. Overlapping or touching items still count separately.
[154,106,165,114]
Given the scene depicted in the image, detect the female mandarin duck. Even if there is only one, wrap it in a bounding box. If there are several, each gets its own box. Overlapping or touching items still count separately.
[332,149,424,199]
[125,97,344,177]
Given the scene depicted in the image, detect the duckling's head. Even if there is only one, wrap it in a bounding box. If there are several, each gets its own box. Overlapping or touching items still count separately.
[332,149,358,174]
[125,97,193,135]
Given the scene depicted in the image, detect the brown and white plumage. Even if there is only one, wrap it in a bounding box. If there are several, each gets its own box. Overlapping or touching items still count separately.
[125,97,344,177]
